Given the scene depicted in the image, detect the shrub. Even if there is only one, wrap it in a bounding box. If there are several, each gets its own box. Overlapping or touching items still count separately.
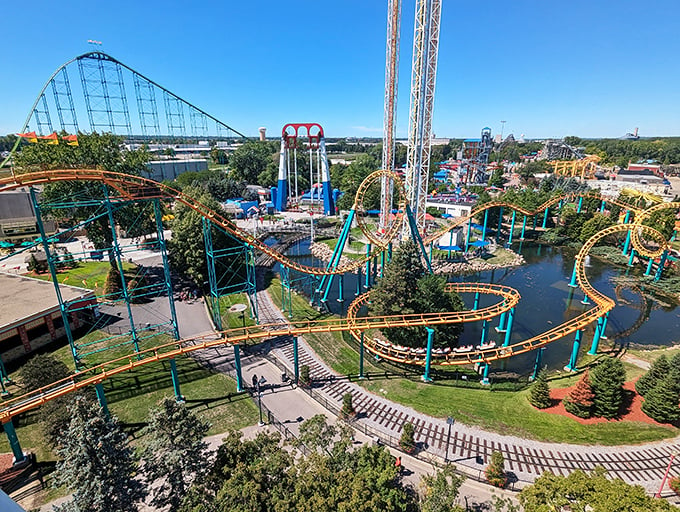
[341,392,355,418]
[299,365,311,387]
[590,357,626,419]
[670,476,680,495]
[528,369,552,409]
[641,375,680,423]
[563,370,594,419]
[399,421,416,454]
[485,451,506,488]
[636,355,670,398]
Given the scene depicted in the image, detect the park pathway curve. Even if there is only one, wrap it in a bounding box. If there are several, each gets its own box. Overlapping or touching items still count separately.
[254,284,680,497]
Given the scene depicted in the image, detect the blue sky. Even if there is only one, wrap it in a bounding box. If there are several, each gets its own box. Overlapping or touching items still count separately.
[1,0,679,139]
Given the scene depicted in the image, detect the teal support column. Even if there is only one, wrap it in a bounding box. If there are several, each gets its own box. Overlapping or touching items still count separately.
[94,383,110,416]
[542,207,549,229]
[655,251,668,281]
[233,345,244,392]
[429,242,433,263]
[496,206,504,242]
[558,199,563,212]
[337,274,344,303]
[520,215,527,240]
[502,307,515,347]
[588,317,604,355]
[623,209,631,224]
[600,200,606,213]
[479,320,488,345]
[645,258,654,276]
[472,291,480,311]
[387,242,393,262]
[565,329,582,371]
[581,293,590,305]
[169,359,184,402]
[531,348,545,381]
[380,251,385,278]
[508,210,516,245]
[495,310,507,332]
[568,263,578,287]
[465,217,472,251]
[448,230,454,259]
[482,209,488,240]
[372,255,378,283]
[577,196,583,213]
[628,249,636,267]
[600,312,609,339]
[622,231,632,256]
[356,268,362,296]
[2,421,25,464]
[293,337,299,384]
[364,243,371,289]
[481,363,490,385]
[359,332,365,379]
[422,327,435,382]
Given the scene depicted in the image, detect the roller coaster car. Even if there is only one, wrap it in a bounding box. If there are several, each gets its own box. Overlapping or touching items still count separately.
[125,185,162,199]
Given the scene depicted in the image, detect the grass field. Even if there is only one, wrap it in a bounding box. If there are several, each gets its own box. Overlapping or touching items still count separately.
[265,276,677,445]
[27,260,136,296]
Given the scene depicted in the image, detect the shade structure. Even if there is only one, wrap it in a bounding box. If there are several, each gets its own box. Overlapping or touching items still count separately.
[438,245,462,251]
[470,240,490,247]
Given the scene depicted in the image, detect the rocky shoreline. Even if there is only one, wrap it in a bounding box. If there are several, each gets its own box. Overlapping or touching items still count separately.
[310,242,352,267]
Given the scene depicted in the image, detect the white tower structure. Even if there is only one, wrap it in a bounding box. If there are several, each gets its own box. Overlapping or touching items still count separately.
[403,0,441,234]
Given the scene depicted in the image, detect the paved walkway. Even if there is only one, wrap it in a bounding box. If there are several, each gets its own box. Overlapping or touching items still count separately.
[250,286,680,498]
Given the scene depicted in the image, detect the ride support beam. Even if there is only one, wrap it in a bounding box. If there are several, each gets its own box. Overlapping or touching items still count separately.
[479,319,488,346]
[293,337,299,384]
[542,207,549,229]
[2,421,26,465]
[600,200,605,213]
[233,345,244,392]
[508,210,516,245]
[337,274,344,304]
[568,264,578,288]
[599,312,609,339]
[577,197,583,213]
[481,363,490,385]
[154,199,180,340]
[465,217,472,251]
[365,243,372,290]
[581,293,590,306]
[356,267,362,296]
[482,209,488,241]
[94,383,110,416]
[203,217,222,330]
[359,332,365,379]
[381,251,386,279]
[502,308,515,347]
[448,231,454,259]
[422,327,435,382]
[645,258,654,276]
[495,310,507,333]
[472,291,480,311]
[588,317,604,355]
[622,230,631,256]
[628,249,636,267]
[655,251,668,281]
[531,347,545,381]
[496,206,503,242]
[565,329,582,372]
[169,358,184,402]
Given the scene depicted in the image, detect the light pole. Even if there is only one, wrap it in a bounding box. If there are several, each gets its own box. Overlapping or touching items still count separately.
[445,416,455,462]
[500,120,506,142]
[656,452,678,497]
[257,376,267,426]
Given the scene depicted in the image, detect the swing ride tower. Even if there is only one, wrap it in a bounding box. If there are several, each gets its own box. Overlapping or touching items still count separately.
[275,123,334,216]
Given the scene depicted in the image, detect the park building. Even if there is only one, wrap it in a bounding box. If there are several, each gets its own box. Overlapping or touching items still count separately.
[0,273,96,364]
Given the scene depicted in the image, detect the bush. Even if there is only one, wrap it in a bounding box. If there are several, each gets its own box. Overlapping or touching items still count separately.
[399,421,416,454]
[528,369,552,409]
[485,451,506,488]
[104,265,124,298]
[641,375,680,423]
[563,370,594,419]
[636,355,670,398]
[670,476,680,495]
[341,392,355,418]
[299,365,311,387]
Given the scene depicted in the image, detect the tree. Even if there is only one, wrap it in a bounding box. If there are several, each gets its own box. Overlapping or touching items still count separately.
[341,392,355,418]
[370,241,464,348]
[528,368,552,409]
[52,397,145,512]
[141,397,210,511]
[228,140,276,184]
[399,421,416,453]
[641,375,680,423]
[636,354,670,397]
[579,213,613,243]
[590,357,626,419]
[331,153,379,211]
[487,167,505,188]
[299,364,311,387]
[167,185,245,287]
[485,451,506,488]
[298,414,337,452]
[20,353,71,391]
[420,466,466,512]
[519,466,676,512]
[563,370,595,418]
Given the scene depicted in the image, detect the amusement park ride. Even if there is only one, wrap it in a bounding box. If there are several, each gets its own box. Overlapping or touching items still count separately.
[0,2,677,469]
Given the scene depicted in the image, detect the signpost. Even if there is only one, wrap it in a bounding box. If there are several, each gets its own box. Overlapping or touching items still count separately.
[445,416,455,462]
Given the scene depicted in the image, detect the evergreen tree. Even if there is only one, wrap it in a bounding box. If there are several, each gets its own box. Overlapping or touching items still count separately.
[528,369,552,409]
[590,358,626,419]
[641,375,680,423]
[420,466,466,512]
[563,370,595,418]
[635,354,670,397]
[668,352,680,394]
[141,397,211,512]
[52,397,145,512]
[399,421,416,454]
[370,241,464,348]
[485,451,506,488]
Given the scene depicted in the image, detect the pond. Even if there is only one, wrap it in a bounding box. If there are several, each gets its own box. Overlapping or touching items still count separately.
[275,238,680,373]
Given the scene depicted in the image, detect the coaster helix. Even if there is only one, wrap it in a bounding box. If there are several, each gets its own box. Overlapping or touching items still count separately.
[0,168,672,423]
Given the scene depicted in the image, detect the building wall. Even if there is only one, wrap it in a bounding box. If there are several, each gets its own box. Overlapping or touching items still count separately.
[145,159,209,182]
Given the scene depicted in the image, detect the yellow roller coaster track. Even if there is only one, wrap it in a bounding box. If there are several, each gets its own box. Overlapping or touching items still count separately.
[550,155,600,179]
[0,169,671,423]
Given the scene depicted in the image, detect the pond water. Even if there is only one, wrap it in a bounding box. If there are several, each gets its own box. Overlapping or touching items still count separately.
[276,238,680,373]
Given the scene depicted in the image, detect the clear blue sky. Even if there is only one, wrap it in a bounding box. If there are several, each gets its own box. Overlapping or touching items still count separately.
[1,0,679,139]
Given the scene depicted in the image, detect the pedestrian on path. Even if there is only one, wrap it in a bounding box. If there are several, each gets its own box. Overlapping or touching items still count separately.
[252,374,258,389]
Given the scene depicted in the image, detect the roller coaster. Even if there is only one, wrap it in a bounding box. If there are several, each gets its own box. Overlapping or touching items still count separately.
[0,168,676,462]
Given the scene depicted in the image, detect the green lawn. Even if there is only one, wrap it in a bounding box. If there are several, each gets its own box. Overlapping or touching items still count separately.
[265,275,678,445]
[217,293,259,330]
[27,260,136,297]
